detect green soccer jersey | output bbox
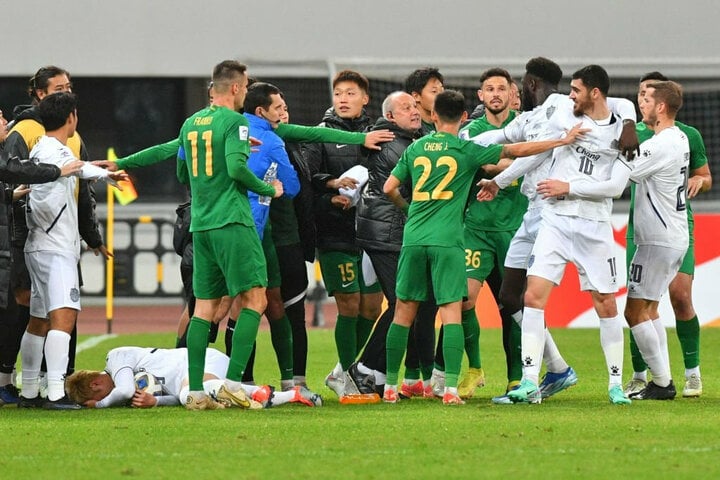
[275,123,366,144]
[391,132,503,248]
[627,120,708,238]
[178,105,261,233]
[460,111,528,231]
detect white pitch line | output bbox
[76,334,117,353]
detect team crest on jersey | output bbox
[545,106,556,119]
[238,126,249,141]
[610,139,619,150]
[70,287,80,302]
[642,149,651,157]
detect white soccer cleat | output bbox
[682,374,702,398]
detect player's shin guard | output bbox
[356,315,375,353]
[334,315,358,371]
[44,330,71,401]
[675,315,700,369]
[442,323,464,388]
[385,323,410,387]
[461,309,481,369]
[226,309,261,382]
[521,307,545,384]
[186,317,211,391]
[599,316,624,388]
[269,314,294,381]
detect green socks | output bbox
[226,309,262,382]
[187,316,211,390]
[335,314,358,370]
[270,314,294,381]
[461,308,481,369]
[443,324,464,388]
[356,315,375,353]
[385,323,410,386]
[676,315,700,369]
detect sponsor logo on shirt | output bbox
[239,126,249,141]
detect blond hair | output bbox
[65,370,103,404]
[647,80,683,116]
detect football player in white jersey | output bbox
[65,347,322,408]
[495,65,633,405]
[472,58,637,404]
[16,93,125,409]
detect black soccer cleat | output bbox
[18,395,45,408]
[347,362,380,395]
[628,380,676,400]
[43,395,82,410]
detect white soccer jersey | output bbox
[25,136,81,257]
[630,126,690,248]
[105,347,188,398]
[544,105,627,221]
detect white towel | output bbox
[338,165,368,207]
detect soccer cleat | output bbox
[186,391,225,410]
[491,382,523,405]
[458,367,486,399]
[382,387,399,404]
[0,384,20,405]
[292,386,323,407]
[423,383,434,398]
[43,395,82,410]
[539,367,578,399]
[324,370,345,398]
[251,385,275,408]
[400,381,424,398]
[17,395,45,409]
[682,374,702,398]
[507,379,541,404]
[430,369,445,398]
[216,384,252,408]
[347,363,380,395]
[623,378,648,397]
[629,380,677,400]
[608,385,632,405]
[442,392,465,405]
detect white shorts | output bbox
[205,348,230,379]
[25,250,81,318]
[627,245,684,301]
[504,207,542,269]
[528,212,619,293]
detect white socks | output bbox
[44,330,71,401]
[520,307,545,384]
[630,321,671,387]
[20,331,45,399]
[543,329,569,374]
[599,316,624,388]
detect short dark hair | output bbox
[28,65,71,102]
[525,57,563,86]
[640,71,669,83]
[433,90,465,123]
[211,60,247,93]
[37,92,77,131]
[647,80,683,116]
[572,65,610,96]
[404,67,444,95]
[479,67,512,86]
[332,70,369,94]
[243,82,281,113]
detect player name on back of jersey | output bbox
[424,142,446,151]
[193,116,213,126]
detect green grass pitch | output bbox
[1,328,718,479]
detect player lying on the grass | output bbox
[65,346,321,408]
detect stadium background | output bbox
[1,0,718,329]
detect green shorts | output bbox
[396,245,467,305]
[262,225,281,289]
[317,249,381,296]
[193,223,267,299]
[627,234,695,277]
[463,227,514,282]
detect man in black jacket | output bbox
[348,91,438,397]
[302,70,383,397]
[2,66,105,404]
[0,110,82,405]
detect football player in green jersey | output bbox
[381,90,585,405]
[625,72,712,398]
[452,68,527,399]
[177,60,283,410]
